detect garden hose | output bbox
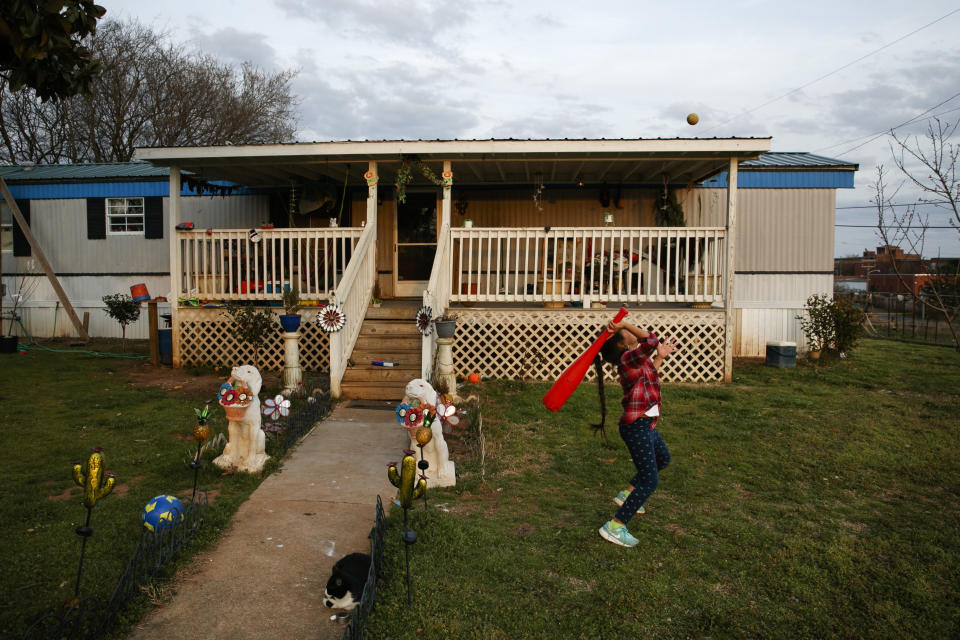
[12,318,148,359]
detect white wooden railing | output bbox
[328,223,378,397]
[421,223,453,379]
[176,228,363,301]
[449,227,726,305]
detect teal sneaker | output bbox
[599,521,639,548]
[613,489,645,515]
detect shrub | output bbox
[222,304,278,368]
[832,295,866,353]
[797,294,835,353]
[102,293,141,351]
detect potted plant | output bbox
[797,294,835,359]
[434,313,458,338]
[102,293,142,352]
[279,285,301,332]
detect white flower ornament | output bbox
[263,394,291,420]
[318,304,346,333]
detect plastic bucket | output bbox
[130,283,150,302]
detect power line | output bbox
[836,224,956,228]
[702,8,960,134]
[815,101,960,156]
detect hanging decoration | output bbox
[317,304,346,333]
[533,172,544,212]
[455,192,469,216]
[395,155,448,204]
[415,306,433,336]
[364,170,378,187]
[263,394,291,420]
[656,176,686,227]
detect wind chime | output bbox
[288,181,298,228]
[533,172,544,212]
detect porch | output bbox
[137,137,770,396]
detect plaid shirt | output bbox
[617,332,662,428]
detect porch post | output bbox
[723,157,738,382]
[168,165,182,367]
[366,160,378,229]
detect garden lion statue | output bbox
[403,378,456,488]
[214,364,270,473]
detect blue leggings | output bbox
[616,418,670,524]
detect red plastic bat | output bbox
[542,307,629,412]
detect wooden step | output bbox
[339,380,408,401]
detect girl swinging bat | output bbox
[593,316,678,548]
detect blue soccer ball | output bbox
[141,494,185,533]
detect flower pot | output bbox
[435,320,456,338]
[0,335,18,354]
[279,314,301,332]
[808,350,821,360]
[221,402,251,421]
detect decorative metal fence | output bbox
[9,494,208,640]
[838,291,960,347]
[341,496,386,640]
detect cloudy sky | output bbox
[108,0,960,258]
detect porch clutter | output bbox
[214,365,270,473]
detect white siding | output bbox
[682,188,836,271]
[735,308,810,357]
[1,194,267,339]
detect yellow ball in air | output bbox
[687,113,699,125]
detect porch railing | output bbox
[421,223,453,379]
[176,228,363,301]
[329,223,377,397]
[449,227,726,305]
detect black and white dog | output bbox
[323,553,371,611]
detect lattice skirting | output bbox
[451,308,726,383]
[177,308,330,371]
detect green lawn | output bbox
[367,340,960,639]
[0,340,289,636]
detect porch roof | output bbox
[135,137,771,189]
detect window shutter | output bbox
[87,198,106,239]
[12,199,31,256]
[144,196,163,239]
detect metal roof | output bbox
[135,137,774,189]
[0,162,168,182]
[742,152,858,170]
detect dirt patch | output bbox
[48,486,81,502]
[126,363,286,399]
[113,474,146,499]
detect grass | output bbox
[0,339,296,636]
[367,339,960,639]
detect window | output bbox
[1,202,11,252]
[106,197,145,234]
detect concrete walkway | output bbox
[128,403,406,640]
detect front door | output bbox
[394,192,438,297]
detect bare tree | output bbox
[0,19,298,164]
[873,118,960,349]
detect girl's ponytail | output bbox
[591,355,610,447]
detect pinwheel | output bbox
[318,304,346,333]
[435,399,460,433]
[263,394,291,420]
[415,305,433,336]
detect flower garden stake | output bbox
[71,447,116,597]
[191,405,211,502]
[388,450,426,605]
